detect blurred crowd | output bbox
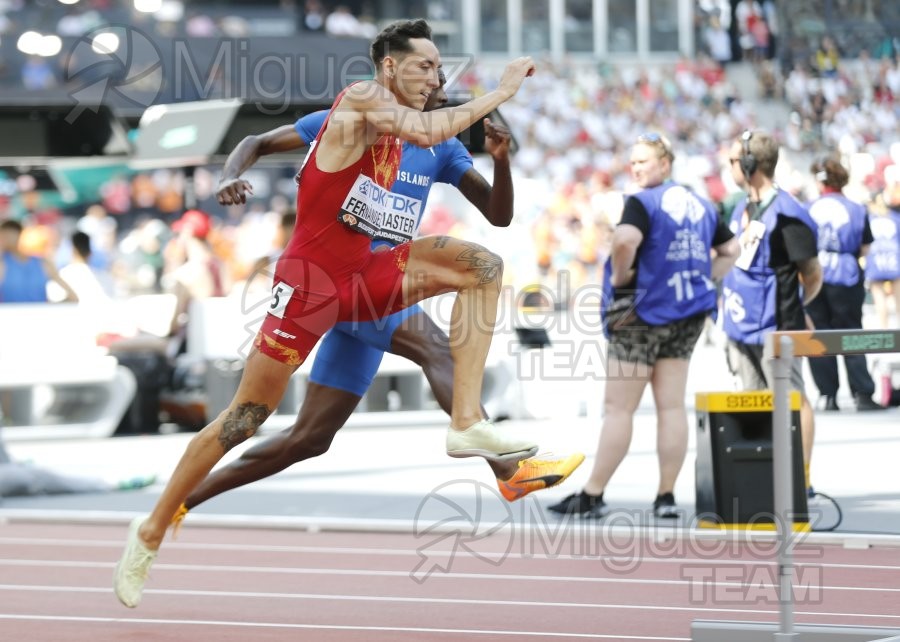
[4,54,900,329]
[1,196,294,308]
[2,2,900,334]
[781,40,900,157]
[0,0,387,91]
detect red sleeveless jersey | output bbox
[284,85,402,274]
[256,85,410,366]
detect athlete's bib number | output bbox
[337,174,384,238]
[268,282,294,319]
[376,207,421,244]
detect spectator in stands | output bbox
[162,209,228,340]
[302,0,326,31]
[0,220,77,303]
[762,0,778,60]
[884,56,900,98]
[703,16,732,67]
[814,35,841,79]
[76,204,117,270]
[21,55,56,90]
[548,133,739,520]
[721,130,822,493]
[735,0,766,64]
[117,218,168,295]
[0,219,78,440]
[244,211,295,296]
[696,0,731,31]
[47,231,114,304]
[805,156,883,411]
[325,5,364,37]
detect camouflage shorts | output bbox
[608,313,707,366]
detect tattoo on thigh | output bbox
[457,243,503,286]
[219,402,270,452]
[433,236,449,249]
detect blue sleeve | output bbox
[435,137,474,187]
[294,110,329,145]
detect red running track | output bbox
[0,521,899,641]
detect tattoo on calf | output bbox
[219,402,270,452]
[433,236,449,249]
[457,243,503,286]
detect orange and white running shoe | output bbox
[497,453,585,502]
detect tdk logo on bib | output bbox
[365,182,420,218]
[339,174,423,243]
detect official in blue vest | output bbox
[805,157,883,411]
[550,133,739,520]
[722,130,823,492]
[865,188,900,330]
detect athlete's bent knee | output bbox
[218,402,272,453]
[286,423,337,460]
[457,245,504,288]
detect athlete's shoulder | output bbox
[434,136,473,164]
[435,135,466,151]
[295,110,328,134]
[344,80,393,105]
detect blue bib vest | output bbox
[723,189,817,345]
[606,183,719,327]
[865,210,900,281]
[808,192,867,286]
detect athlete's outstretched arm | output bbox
[350,58,534,148]
[457,118,513,227]
[217,125,307,205]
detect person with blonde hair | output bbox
[549,133,739,519]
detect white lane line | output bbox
[1,584,899,621]
[0,613,688,640]
[1,538,898,572]
[4,509,900,549]
[0,558,897,593]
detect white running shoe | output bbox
[113,516,157,608]
[446,420,538,461]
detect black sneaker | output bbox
[653,492,679,519]
[855,394,886,411]
[823,395,840,411]
[547,491,608,518]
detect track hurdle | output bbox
[692,329,900,642]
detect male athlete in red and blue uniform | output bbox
[173,72,583,524]
[115,19,546,609]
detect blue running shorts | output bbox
[308,304,424,396]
